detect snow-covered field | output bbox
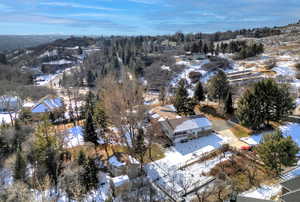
[241,123,300,149]
[240,184,281,200]
[0,112,17,125]
[171,59,210,88]
[145,134,228,198]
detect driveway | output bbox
[211,119,249,148]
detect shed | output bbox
[111,175,130,196]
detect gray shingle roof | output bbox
[164,115,212,132]
[237,196,274,202]
[281,175,300,191]
[281,189,300,202]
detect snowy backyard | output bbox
[240,184,281,200]
[145,133,228,198]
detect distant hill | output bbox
[0,35,69,52]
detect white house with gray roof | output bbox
[160,115,213,143]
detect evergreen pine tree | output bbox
[203,43,209,55]
[86,70,95,87]
[174,79,197,116]
[159,86,166,104]
[174,79,189,114]
[256,130,299,176]
[224,91,234,114]
[194,81,205,102]
[237,79,294,129]
[84,112,98,147]
[14,151,27,182]
[134,129,147,172]
[82,158,99,192]
[77,150,87,166]
[207,70,230,104]
[94,101,109,158]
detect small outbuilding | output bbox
[108,152,140,178]
[111,175,130,196]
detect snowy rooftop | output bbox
[108,155,126,167]
[32,97,63,113]
[282,167,300,181]
[166,116,212,133]
[112,175,129,187]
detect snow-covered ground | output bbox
[273,61,296,77]
[241,123,300,149]
[171,59,210,88]
[35,74,56,86]
[240,184,281,200]
[43,59,73,65]
[64,126,84,148]
[0,168,13,187]
[0,112,17,125]
[145,133,228,198]
[161,65,170,71]
[33,171,112,202]
[38,49,58,58]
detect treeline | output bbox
[219,40,264,59]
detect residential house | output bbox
[31,96,64,119]
[280,175,300,202]
[108,152,140,178]
[235,196,273,202]
[111,175,130,196]
[160,115,213,143]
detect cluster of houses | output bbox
[0,95,64,123]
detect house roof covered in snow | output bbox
[31,96,63,113]
[236,196,273,202]
[281,189,300,202]
[108,152,138,167]
[108,155,126,168]
[111,175,129,187]
[281,175,300,192]
[164,115,212,133]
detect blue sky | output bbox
[0,0,299,35]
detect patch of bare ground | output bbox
[206,150,277,201]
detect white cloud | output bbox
[68,13,118,18]
[128,0,160,4]
[0,3,13,12]
[40,2,121,11]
